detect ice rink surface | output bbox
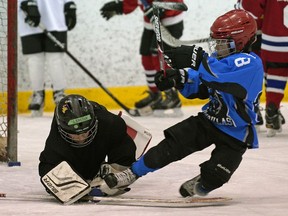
[1,104,288,216]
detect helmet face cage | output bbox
[209,9,257,59]
[58,119,98,148]
[56,94,98,148]
[208,37,236,59]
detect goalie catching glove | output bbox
[155,69,188,91]
[164,45,204,70]
[100,0,123,20]
[89,163,131,196]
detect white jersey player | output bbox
[18,0,76,116]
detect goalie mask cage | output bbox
[0,0,18,162]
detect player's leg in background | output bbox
[21,33,46,116]
[151,21,184,117]
[265,62,287,137]
[135,28,162,111]
[44,31,67,105]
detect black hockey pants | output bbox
[143,113,247,191]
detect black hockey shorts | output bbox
[21,31,67,54]
[144,113,247,189]
[139,21,184,56]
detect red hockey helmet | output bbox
[209,9,257,58]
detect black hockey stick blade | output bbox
[152,2,188,11]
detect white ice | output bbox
[1,104,288,216]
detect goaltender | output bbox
[38,94,150,204]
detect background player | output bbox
[18,0,77,116]
[100,0,185,116]
[236,0,288,137]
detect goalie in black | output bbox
[38,94,151,204]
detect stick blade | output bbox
[152,2,188,11]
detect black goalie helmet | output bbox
[55,94,98,147]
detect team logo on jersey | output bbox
[203,90,235,126]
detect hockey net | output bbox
[0,0,17,162]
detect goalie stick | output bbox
[37,24,148,117]
[0,193,232,208]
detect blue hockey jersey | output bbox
[180,52,264,148]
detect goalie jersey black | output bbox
[39,102,136,180]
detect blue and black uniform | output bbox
[131,51,264,191]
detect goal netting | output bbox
[0,0,17,162]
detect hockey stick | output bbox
[152,4,166,75]
[161,29,264,47]
[161,26,210,47]
[140,1,208,47]
[152,1,188,11]
[37,24,145,117]
[151,1,188,75]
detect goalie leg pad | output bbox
[41,161,91,205]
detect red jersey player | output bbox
[100,0,185,117]
[237,0,288,137]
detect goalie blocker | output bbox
[41,162,135,205]
[41,161,90,205]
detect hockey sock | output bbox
[131,155,158,177]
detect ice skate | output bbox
[104,168,138,189]
[135,90,162,116]
[53,89,65,104]
[153,88,183,117]
[265,103,282,137]
[280,110,285,125]
[255,107,263,133]
[28,90,45,117]
[179,174,210,197]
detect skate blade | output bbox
[266,127,282,137]
[30,109,44,117]
[266,129,276,137]
[137,106,153,116]
[153,108,183,118]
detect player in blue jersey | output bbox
[103,9,264,197]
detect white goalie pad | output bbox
[41,161,91,205]
[119,112,152,159]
